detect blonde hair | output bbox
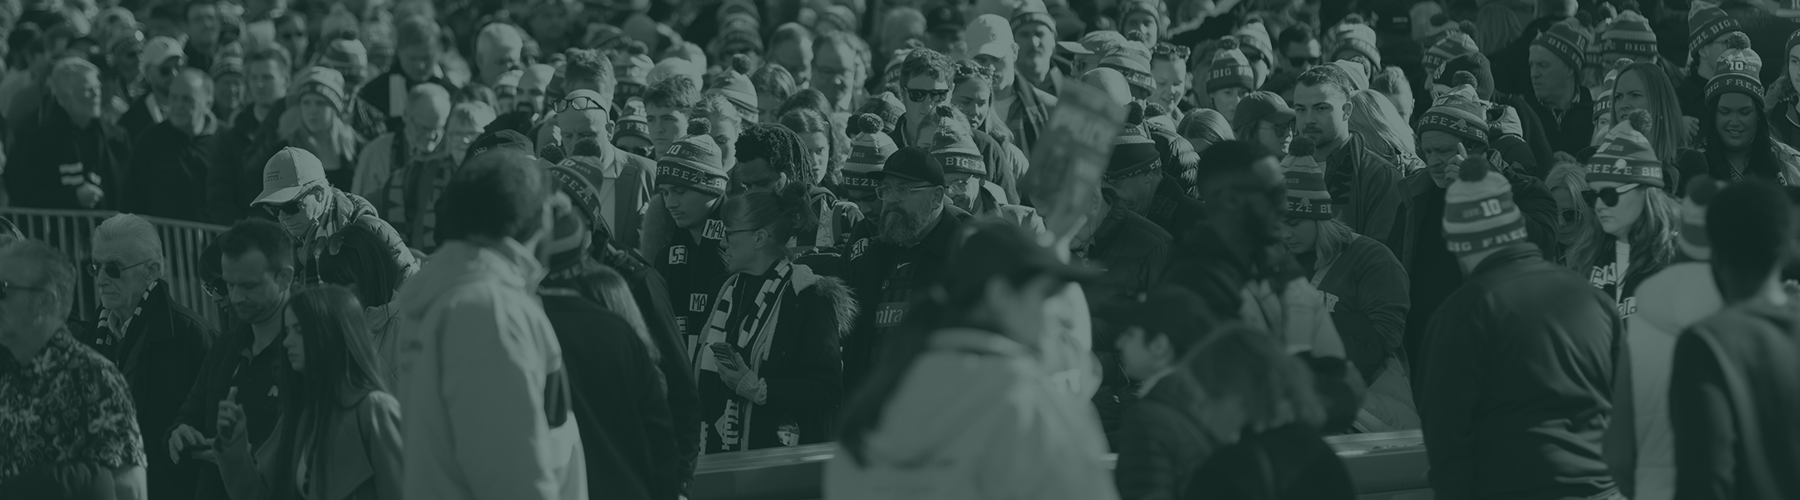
[1348,89,1418,168]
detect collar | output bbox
[1471,244,1544,276]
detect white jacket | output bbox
[1623,262,1722,500]
[393,238,586,500]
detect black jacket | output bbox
[1417,244,1619,500]
[539,290,678,500]
[125,119,219,222]
[208,100,283,225]
[1671,299,1800,500]
[6,100,129,209]
[839,206,971,392]
[75,282,216,500]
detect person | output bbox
[354,82,450,200]
[1670,179,1800,500]
[120,36,185,140]
[1103,127,1204,244]
[212,285,402,500]
[826,219,1114,500]
[1012,0,1067,97]
[1417,152,1619,500]
[253,146,417,290]
[0,240,149,500]
[1108,287,1218,500]
[209,47,290,224]
[363,16,457,133]
[839,146,971,392]
[968,14,1058,153]
[1280,141,1416,432]
[1697,39,1800,185]
[167,219,297,500]
[125,68,219,222]
[1347,89,1425,173]
[8,57,127,210]
[1294,65,1400,242]
[1524,19,1597,157]
[1573,111,1682,320]
[393,148,587,500]
[261,66,361,190]
[1230,91,1294,157]
[74,215,217,500]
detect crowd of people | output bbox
[2,0,1800,499]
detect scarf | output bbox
[694,259,798,453]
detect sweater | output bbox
[540,291,678,500]
[124,119,220,222]
[1670,298,1800,500]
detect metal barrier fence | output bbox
[1,207,227,327]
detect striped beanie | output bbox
[1106,132,1162,180]
[656,120,729,197]
[708,54,759,120]
[844,114,898,189]
[1680,175,1723,260]
[1331,22,1381,68]
[1419,72,1489,145]
[1423,29,1480,81]
[1601,10,1658,59]
[1444,154,1529,255]
[1532,18,1590,72]
[1586,110,1665,189]
[1688,0,1743,56]
[1208,40,1254,93]
[1283,137,1331,220]
[1704,34,1763,109]
[930,127,986,177]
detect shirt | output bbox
[0,329,147,478]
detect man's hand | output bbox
[76,184,103,208]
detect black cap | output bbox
[468,129,534,160]
[872,146,948,187]
[939,219,1101,301]
[927,5,966,34]
[1098,286,1217,353]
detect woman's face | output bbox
[1715,92,1759,150]
[282,308,305,371]
[1551,184,1585,246]
[987,274,1063,346]
[801,131,831,182]
[1612,70,1650,119]
[1589,180,1646,239]
[299,93,336,135]
[1255,120,1293,157]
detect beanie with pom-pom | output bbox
[655,118,729,197]
[1207,37,1255,93]
[1444,153,1529,255]
[1705,34,1764,109]
[1680,174,1724,260]
[707,54,760,122]
[1283,137,1332,220]
[1587,109,1665,189]
[1533,18,1591,73]
[844,113,899,189]
[1420,71,1490,146]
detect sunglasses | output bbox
[1582,183,1641,207]
[85,259,150,279]
[553,95,605,113]
[0,281,47,301]
[905,88,950,103]
[263,186,321,216]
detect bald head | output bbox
[406,83,452,155]
[556,108,611,153]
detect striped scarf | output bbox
[694,259,796,453]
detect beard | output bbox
[879,205,936,245]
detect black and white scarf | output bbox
[694,259,797,453]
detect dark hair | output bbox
[1194,140,1274,190]
[272,285,386,498]
[443,149,552,242]
[317,224,405,308]
[563,47,613,89]
[722,182,819,260]
[643,73,701,110]
[1710,180,1796,285]
[1277,24,1316,49]
[1180,325,1327,430]
[217,218,296,275]
[751,64,797,102]
[735,123,818,187]
[899,47,952,85]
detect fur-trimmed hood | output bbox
[792,264,859,338]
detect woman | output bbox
[215,286,401,500]
[1348,89,1424,172]
[1177,108,1234,155]
[272,66,362,189]
[696,183,855,453]
[826,219,1115,500]
[1546,156,1601,270]
[1181,325,1356,500]
[1574,111,1682,320]
[1697,41,1800,185]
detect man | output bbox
[370,84,458,252]
[126,68,218,222]
[356,82,449,199]
[652,129,730,341]
[1109,287,1217,500]
[1103,131,1203,244]
[318,38,389,140]
[1524,19,1596,157]
[895,47,1019,202]
[644,75,702,160]
[208,47,289,224]
[1671,179,1800,500]
[394,148,587,500]
[0,240,148,500]
[1294,65,1401,243]
[78,214,216,500]
[183,0,222,72]
[840,146,971,391]
[810,31,867,118]
[121,36,185,141]
[363,15,456,133]
[252,147,417,287]
[9,57,127,210]
[165,219,294,500]
[553,101,654,250]
[475,23,525,88]
[967,14,1058,154]
[1012,0,1066,97]
[1417,154,1619,500]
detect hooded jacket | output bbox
[392,239,588,500]
[823,328,1119,500]
[1670,298,1800,500]
[124,117,220,222]
[1605,263,1721,500]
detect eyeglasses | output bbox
[877,184,937,199]
[1154,43,1191,59]
[0,281,47,301]
[553,95,605,113]
[85,259,150,279]
[905,88,950,103]
[262,186,321,216]
[1582,183,1641,207]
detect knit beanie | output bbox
[1106,132,1161,180]
[844,114,899,189]
[1532,18,1590,73]
[1207,39,1254,94]
[1601,10,1658,59]
[1688,0,1743,56]
[656,119,730,197]
[708,54,759,119]
[1680,175,1722,260]
[1283,138,1331,220]
[1704,34,1763,109]
[1443,154,1529,254]
[1423,27,1479,81]
[1331,22,1381,68]
[1419,71,1489,146]
[1586,110,1665,189]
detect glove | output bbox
[1493,105,1524,139]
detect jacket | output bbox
[1002,73,1058,154]
[392,239,587,500]
[124,117,220,222]
[6,99,129,209]
[1182,424,1356,500]
[839,207,971,392]
[215,391,403,500]
[822,328,1119,500]
[1670,298,1800,500]
[1606,263,1721,500]
[1305,224,1410,383]
[1417,244,1619,500]
[1323,133,1402,243]
[1114,372,1218,500]
[75,281,216,500]
[210,100,286,224]
[294,189,418,289]
[539,290,678,500]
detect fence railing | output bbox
[2,207,228,328]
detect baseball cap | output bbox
[872,146,948,186]
[141,36,183,67]
[927,5,966,35]
[1230,91,1296,131]
[965,14,1016,59]
[252,147,327,205]
[939,219,1101,301]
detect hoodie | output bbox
[823,328,1119,500]
[392,239,588,500]
[1610,263,1722,500]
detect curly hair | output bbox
[735,123,817,188]
[899,47,953,85]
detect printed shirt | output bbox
[0,330,147,478]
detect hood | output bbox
[393,239,544,320]
[793,264,858,338]
[856,328,1041,467]
[1633,263,1723,339]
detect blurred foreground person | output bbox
[826,219,1115,500]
